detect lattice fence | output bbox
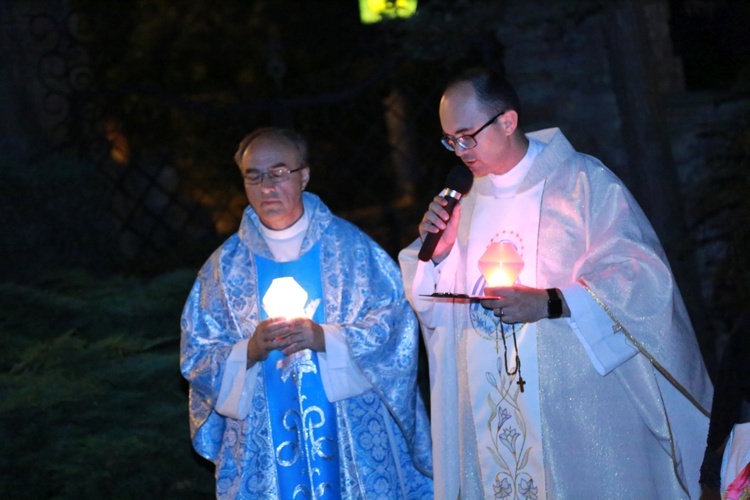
[19,4,467,272]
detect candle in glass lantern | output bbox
[478,241,525,287]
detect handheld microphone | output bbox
[418,164,474,262]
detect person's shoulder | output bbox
[327,214,395,257]
[327,214,374,243]
[195,232,241,273]
[575,151,613,173]
[562,148,625,187]
[214,231,242,256]
[529,128,615,183]
[539,145,633,209]
[308,194,388,252]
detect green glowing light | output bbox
[359,0,418,24]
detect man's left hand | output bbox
[480,284,550,324]
[278,317,326,356]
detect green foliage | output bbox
[0,155,120,282]
[0,269,214,498]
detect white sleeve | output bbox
[317,324,373,402]
[562,282,638,375]
[410,248,461,326]
[215,338,261,420]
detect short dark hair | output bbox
[444,67,522,118]
[234,127,309,168]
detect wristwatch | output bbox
[546,288,563,319]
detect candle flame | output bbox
[262,277,308,319]
[478,242,525,287]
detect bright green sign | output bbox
[359,0,418,24]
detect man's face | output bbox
[439,82,515,177]
[239,135,310,230]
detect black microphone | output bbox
[418,164,474,262]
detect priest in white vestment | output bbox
[399,67,713,499]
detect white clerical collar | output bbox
[259,209,309,241]
[486,138,543,197]
[259,209,309,262]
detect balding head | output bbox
[234,127,309,170]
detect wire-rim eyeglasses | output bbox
[243,166,305,185]
[441,109,508,152]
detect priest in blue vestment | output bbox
[180,127,433,499]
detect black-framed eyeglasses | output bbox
[243,166,305,185]
[441,109,508,152]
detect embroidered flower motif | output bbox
[277,349,317,384]
[498,407,511,428]
[372,476,391,495]
[359,418,388,461]
[493,477,512,498]
[499,427,520,454]
[519,477,538,499]
[485,360,538,500]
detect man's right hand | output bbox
[418,194,461,264]
[246,317,293,365]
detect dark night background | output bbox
[1,0,749,497]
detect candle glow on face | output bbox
[478,241,525,287]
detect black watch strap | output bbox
[547,288,563,319]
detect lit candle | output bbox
[478,241,525,287]
[262,277,309,319]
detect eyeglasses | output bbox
[243,166,305,185]
[441,109,507,152]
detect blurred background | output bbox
[1,0,749,497]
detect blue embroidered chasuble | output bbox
[255,244,341,499]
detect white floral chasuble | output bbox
[465,179,546,499]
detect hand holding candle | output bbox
[247,317,295,364]
[478,241,558,323]
[478,241,525,321]
[248,276,327,361]
[478,241,524,288]
[480,285,551,324]
[247,316,326,364]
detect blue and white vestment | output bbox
[181,193,432,498]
